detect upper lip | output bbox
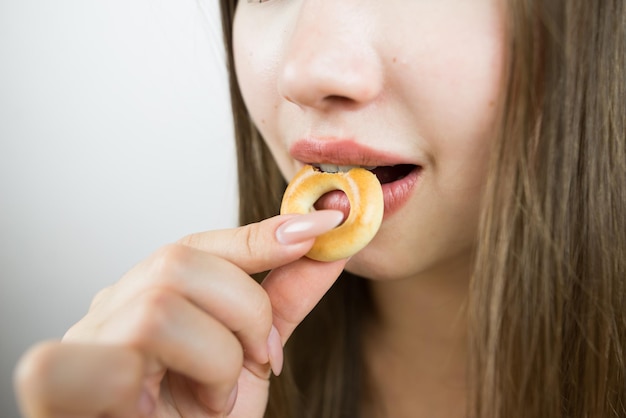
[290,138,416,167]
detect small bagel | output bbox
[280,165,384,261]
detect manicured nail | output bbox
[267,325,284,376]
[137,388,155,416]
[225,383,238,415]
[275,210,344,245]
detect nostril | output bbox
[324,95,356,105]
[326,95,349,102]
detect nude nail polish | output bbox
[267,325,284,376]
[275,210,344,245]
[225,383,238,415]
[137,389,155,416]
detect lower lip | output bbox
[314,166,421,219]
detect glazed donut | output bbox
[280,164,384,261]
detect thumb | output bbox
[261,256,348,345]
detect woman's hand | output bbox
[13,211,346,418]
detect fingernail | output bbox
[267,325,284,376]
[276,210,344,245]
[137,389,156,416]
[225,383,238,415]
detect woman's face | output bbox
[233,0,506,281]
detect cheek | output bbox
[233,18,278,125]
[411,16,505,190]
[423,28,504,134]
[233,11,295,178]
[233,9,282,124]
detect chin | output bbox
[344,249,410,281]
[345,242,476,285]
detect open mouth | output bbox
[310,163,421,218]
[311,163,419,184]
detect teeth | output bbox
[318,164,339,173]
[315,164,378,173]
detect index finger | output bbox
[178,210,344,274]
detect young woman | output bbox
[14,1,625,417]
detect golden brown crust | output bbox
[280,165,384,261]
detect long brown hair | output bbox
[219,1,626,417]
[470,1,626,417]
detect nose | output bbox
[277,3,383,111]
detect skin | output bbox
[14,0,506,417]
[234,0,505,284]
[14,213,348,418]
[234,0,505,416]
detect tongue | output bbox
[311,165,416,217]
[313,191,350,220]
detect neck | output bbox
[362,254,471,418]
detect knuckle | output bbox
[14,342,58,388]
[63,321,86,341]
[128,288,177,346]
[13,342,72,414]
[89,285,114,311]
[234,224,259,260]
[245,288,273,333]
[150,243,192,283]
[177,232,199,248]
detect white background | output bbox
[0,0,236,415]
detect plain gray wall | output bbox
[0,0,237,416]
